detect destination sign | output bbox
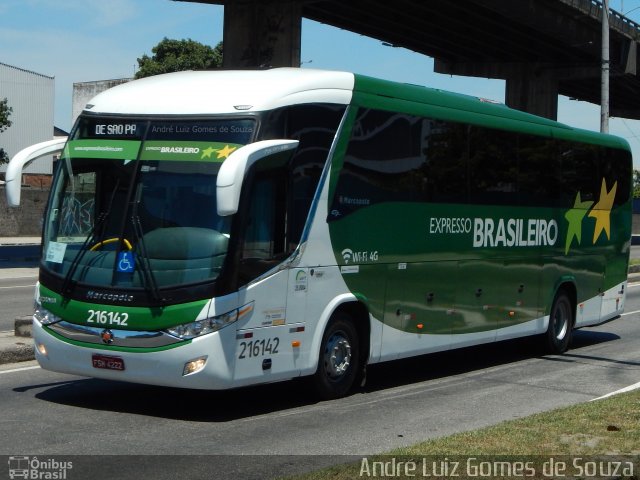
[76,118,146,140]
[75,117,255,144]
[94,123,138,136]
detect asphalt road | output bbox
[0,276,639,479]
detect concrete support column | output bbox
[505,66,559,120]
[223,1,302,68]
[435,60,560,120]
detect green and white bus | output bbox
[6,68,632,398]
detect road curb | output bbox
[0,336,34,365]
[0,317,34,365]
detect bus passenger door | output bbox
[231,268,309,385]
[233,164,303,384]
[234,271,295,385]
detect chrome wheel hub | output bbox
[324,332,352,380]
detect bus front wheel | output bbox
[545,291,574,354]
[313,313,360,400]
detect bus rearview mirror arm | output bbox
[216,139,299,216]
[5,138,68,207]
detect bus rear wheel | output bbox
[545,291,574,354]
[313,313,359,399]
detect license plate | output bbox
[92,354,125,371]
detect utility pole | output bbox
[601,0,610,133]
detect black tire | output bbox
[545,291,574,354]
[312,313,360,400]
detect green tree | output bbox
[135,38,223,79]
[634,169,640,198]
[0,97,13,164]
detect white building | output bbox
[0,62,56,175]
[72,78,131,123]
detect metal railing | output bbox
[562,0,640,39]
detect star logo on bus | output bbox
[564,192,593,254]
[216,144,237,159]
[564,178,618,254]
[200,146,216,159]
[588,179,617,243]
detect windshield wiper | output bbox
[129,183,162,302]
[130,213,162,302]
[61,179,120,296]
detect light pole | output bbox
[601,0,610,133]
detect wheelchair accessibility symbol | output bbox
[117,251,135,273]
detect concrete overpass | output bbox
[177,0,640,121]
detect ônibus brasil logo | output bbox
[8,456,73,479]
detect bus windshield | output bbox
[42,117,255,291]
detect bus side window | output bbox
[258,104,346,250]
[558,141,600,205]
[600,147,631,207]
[518,134,559,207]
[468,126,517,205]
[423,120,468,204]
[330,108,426,217]
[237,170,287,284]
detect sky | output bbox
[2,0,640,167]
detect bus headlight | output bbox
[34,301,62,325]
[165,310,238,339]
[183,356,208,376]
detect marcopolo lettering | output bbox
[473,217,558,248]
[87,290,134,302]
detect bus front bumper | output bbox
[32,318,238,390]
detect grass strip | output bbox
[286,390,640,479]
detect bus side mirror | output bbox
[216,139,299,216]
[5,138,68,207]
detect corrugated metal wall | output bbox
[0,62,55,174]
